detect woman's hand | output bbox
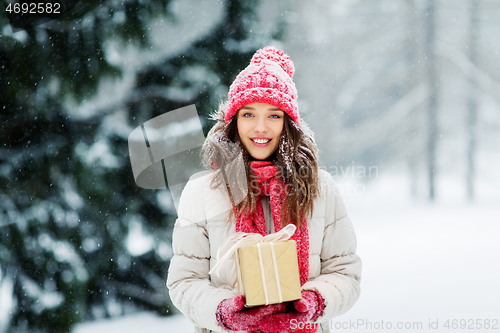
[257,290,325,332]
[216,294,287,331]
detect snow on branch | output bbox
[438,45,500,103]
[335,84,430,153]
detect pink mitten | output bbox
[258,290,325,333]
[216,294,287,331]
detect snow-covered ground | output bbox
[72,312,190,333]
[334,172,500,332]
[72,170,500,333]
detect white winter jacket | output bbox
[166,169,361,333]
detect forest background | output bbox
[1,0,499,332]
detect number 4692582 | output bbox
[5,2,61,14]
[444,319,498,330]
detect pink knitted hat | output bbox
[225,46,299,125]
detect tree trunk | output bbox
[407,0,426,199]
[425,0,438,201]
[467,0,479,201]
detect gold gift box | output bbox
[237,240,302,307]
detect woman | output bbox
[167,46,361,333]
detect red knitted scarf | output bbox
[234,160,310,286]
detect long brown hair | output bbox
[202,101,320,228]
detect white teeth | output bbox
[253,139,270,144]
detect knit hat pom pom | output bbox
[250,46,295,78]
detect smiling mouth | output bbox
[251,139,271,144]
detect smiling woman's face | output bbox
[236,102,285,160]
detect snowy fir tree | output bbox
[0,0,284,332]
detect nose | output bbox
[253,116,268,133]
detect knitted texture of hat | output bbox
[225,46,299,125]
